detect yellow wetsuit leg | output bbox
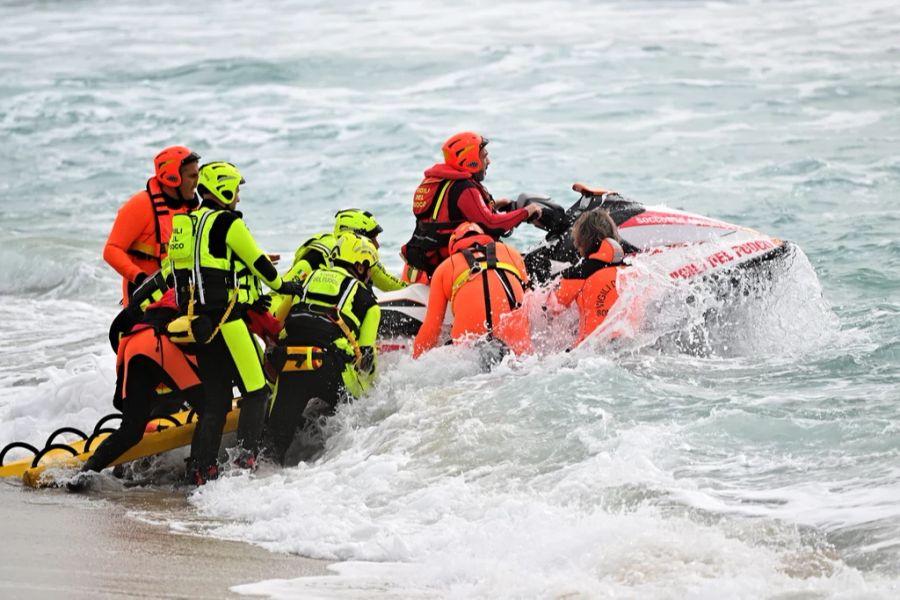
[219,318,266,394]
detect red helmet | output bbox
[442,131,487,174]
[154,145,200,187]
[448,222,493,254]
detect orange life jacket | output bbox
[553,239,626,345]
[103,178,189,305]
[115,325,201,400]
[413,242,532,357]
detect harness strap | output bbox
[450,245,524,305]
[450,244,525,334]
[146,181,170,265]
[297,274,364,366]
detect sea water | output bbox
[1,0,898,598]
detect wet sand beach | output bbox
[0,482,330,599]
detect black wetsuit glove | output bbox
[278,280,304,297]
[133,272,148,287]
[250,294,272,313]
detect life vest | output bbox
[555,238,626,344]
[404,167,494,273]
[450,242,526,335]
[288,266,373,355]
[168,206,238,310]
[126,178,175,264]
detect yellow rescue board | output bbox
[0,403,239,487]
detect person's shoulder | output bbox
[214,209,241,227]
[560,259,601,281]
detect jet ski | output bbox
[378,183,795,341]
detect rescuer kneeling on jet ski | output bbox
[413,222,532,364]
[266,233,381,466]
[401,132,543,281]
[168,162,303,485]
[548,208,629,345]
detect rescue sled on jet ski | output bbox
[0,401,240,487]
[378,183,796,340]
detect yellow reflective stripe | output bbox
[128,240,159,257]
[449,261,523,304]
[430,180,454,220]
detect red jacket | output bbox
[404,165,530,276]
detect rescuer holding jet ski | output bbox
[401,132,543,281]
[167,161,303,485]
[104,146,201,306]
[413,222,532,363]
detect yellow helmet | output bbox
[333,208,383,241]
[332,233,379,271]
[198,161,244,206]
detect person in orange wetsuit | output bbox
[67,290,205,490]
[401,132,543,282]
[103,146,201,305]
[549,208,628,346]
[413,222,532,364]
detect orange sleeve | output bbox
[412,260,452,358]
[103,193,150,283]
[553,278,583,308]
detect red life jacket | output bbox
[403,164,494,275]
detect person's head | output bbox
[572,208,622,258]
[448,221,493,255]
[442,131,490,181]
[333,209,384,248]
[197,162,244,210]
[332,233,379,282]
[154,145,200,199]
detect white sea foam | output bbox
[2,0,899,597]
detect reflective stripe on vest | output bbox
[169,207,236,307]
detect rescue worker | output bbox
[266,233,381,466]
[413,222,532,364]
[548,208,628,345]
[104,146,200,306]
[167,161,302,484]
[401,132,543,281]
[67,291,205,491]
[284,208,406,291]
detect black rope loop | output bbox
[30,443,79,468]
[44,427,88,449]
[1,441,40,466]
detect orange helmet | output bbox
[154,145,200,187]
[448,222,493,254]
[442,131,487,174]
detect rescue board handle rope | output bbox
[0,442,40,466]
